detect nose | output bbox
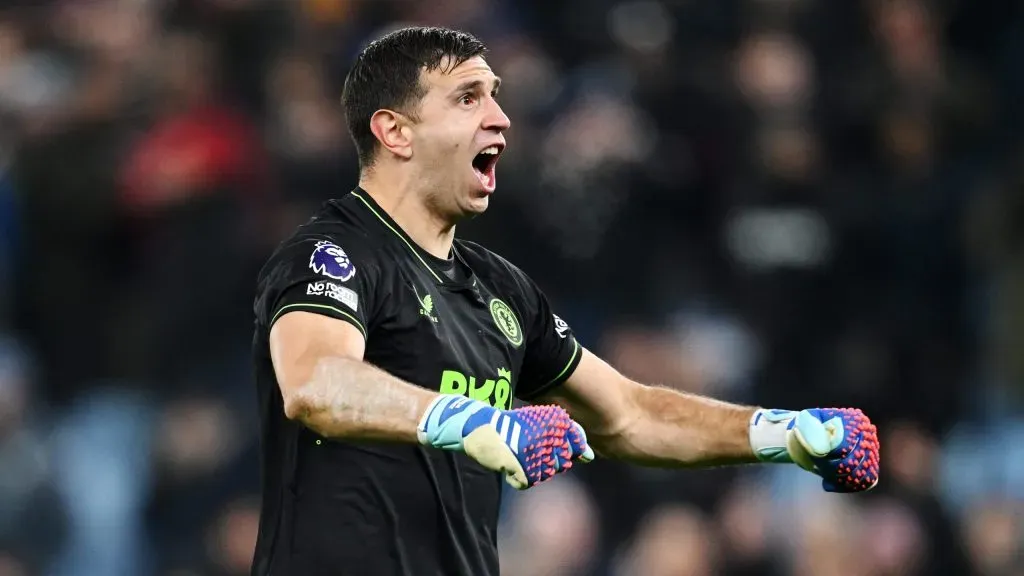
[483,97,511,132]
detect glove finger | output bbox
[505,471,530,490]
[552,435,575,473]
[822,478,841,493]
[568,422,595,463]
[794,411,834,457]
[809,408,881,493]
[825,476,879,493]
[546,423,585,476]
[463,426,530,489]
[553,451,574,474]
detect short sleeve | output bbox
[254,233,379,340]
[515,280,583,401]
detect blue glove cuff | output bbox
[417,394,493,450]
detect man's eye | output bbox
[460,94,476,106]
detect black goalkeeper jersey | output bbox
[250,189,583,576]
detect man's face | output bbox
[409,55,510,218]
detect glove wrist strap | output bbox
[748,409,795,464]
[417,394,453,446]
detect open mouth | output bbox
[471,144,503,192]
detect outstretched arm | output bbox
[537,348,757,467]
[537,347,880,492]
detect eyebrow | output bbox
[451,77,502,96]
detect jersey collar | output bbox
[350,188,477,290]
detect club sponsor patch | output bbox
[307,281,358,312]
[309,240,356,282]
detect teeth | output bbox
[480,146,499,155]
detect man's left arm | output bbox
[509,273,879,493]
[536,348,757,467]
[536,348,881,493]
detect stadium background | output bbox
[1,0,1023,574]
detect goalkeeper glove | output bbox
[417,395,594,490]
[749,407,880,493]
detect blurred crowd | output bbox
[1,0,1023,574]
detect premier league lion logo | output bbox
[309,240,356,282]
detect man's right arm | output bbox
[270,310,439,443]
[268,309,594,489]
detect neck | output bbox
[358,170,456,260]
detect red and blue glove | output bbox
[417,395,594,489]
[749,407,880,493]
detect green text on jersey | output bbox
[439,368,513,410]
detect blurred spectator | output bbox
[879,421,974,575]
[202,496,261,576]
[0,340,65,575]
[715,481,785,576]
[499,478,598,576]
[10,48,126,406]
[116,30,274,394]
[600,324,705,395]
[0,10,75,135]
[0,168,13,329]
[858,498,930,576]
[148,396,256,573]
[613,504,719,576]
[963,500,1023,576]
[264,50,354,216]
[965,146,1024,410]
[785,494,865,576]
[0,0,1021,573]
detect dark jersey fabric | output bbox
[251,189,582,576]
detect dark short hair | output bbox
[342,26,488,170]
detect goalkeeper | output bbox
[250,26,880,576]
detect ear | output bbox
[369,109,413,160]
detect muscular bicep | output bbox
[535,347,641,440]
[270,311,366,409]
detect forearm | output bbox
[595,384,758,467]
[283,355,438,443]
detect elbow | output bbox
[611,378,645,436]
[281,385,340,440]
[595,382,645,453]
[278,355,337,423]
[277,355,354,430]
[595,409,637,446]
[282,387,311,422]
[588,425,635,460]
[581,385,642,455]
